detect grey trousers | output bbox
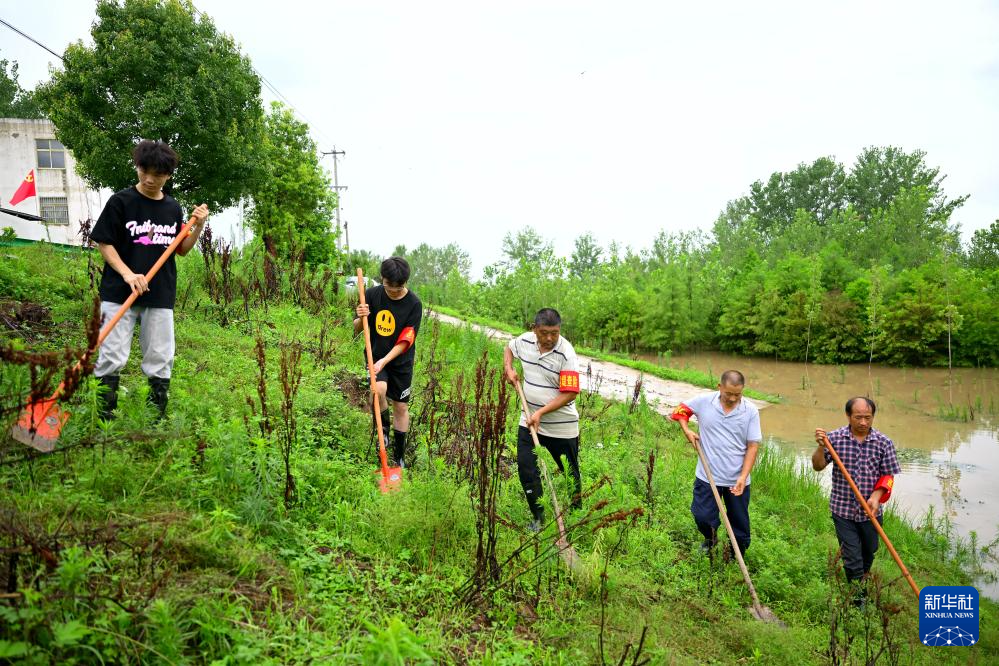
[94,301,175,379]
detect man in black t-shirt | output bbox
[353,257,422,467]
[89,140,209,419]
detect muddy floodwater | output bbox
[658,351,999,598]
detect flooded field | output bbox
[659,351,999,597]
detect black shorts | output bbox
[376,364,414,403]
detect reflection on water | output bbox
[659,351,999,598]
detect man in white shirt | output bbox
[504,308,582,531]
[672,370,762,558]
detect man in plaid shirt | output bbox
[813,397,901,601]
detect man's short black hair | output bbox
[720,370,745,387]
[133,139,179,175]
[380,256,410,285]
[533,308,561,327]
[846,396,876,416]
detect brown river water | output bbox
[654,351,999,598]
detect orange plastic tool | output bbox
[11,215,199,451]
[357,268,402,492]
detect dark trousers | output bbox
[691,477,751,554]
[516,426,581,515]
[832,513,881,582]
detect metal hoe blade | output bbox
[750,603,786,626]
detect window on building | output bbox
[36,139,66,169]
[39,197,70,226]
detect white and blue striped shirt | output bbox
[508,332,581,438]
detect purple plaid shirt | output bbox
[824,425,901,522]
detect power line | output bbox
[3,10,338,150]
[188,4,339,148]
[0,17,64,62]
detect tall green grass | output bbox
[0,244,993,664]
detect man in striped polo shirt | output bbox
[504,308,582,531]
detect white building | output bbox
[0,118,110,246]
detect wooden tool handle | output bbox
[48,215,200,404]
[821,433,920,598]
[357,269,390,474]
[514,382,569,542]
[693,440,765,614]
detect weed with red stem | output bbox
[278,340,303,508]
[0,297,101,425]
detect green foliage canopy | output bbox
[967,220,999,271]
[36,0,265,211]
[246,102,337,264]
[0,57,44,119]
[397,147,995,367]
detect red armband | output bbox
[558,370,580,393]
[395,326,416,352]
[873,475,894,503]
[671,403,694,422]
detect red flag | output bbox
[9,170,37,206]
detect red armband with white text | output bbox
[873,475,894,503]
[396,326,416,352]
[671,403,694,423]
[558,370,580,393]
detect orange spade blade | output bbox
[10,398,69,453]
[377,466,403,494]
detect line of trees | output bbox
[411,148,999,368]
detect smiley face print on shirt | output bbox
[375,310,396,336]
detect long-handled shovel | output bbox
[11,214,200,452]
[357,269,402,494]
[514,382,580,571]
[820,433,920,598]
[693,439,784,625]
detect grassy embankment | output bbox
[0,243,994,664]
[428,304,780,404]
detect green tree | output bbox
[951,266,999,366]
[860,186,960,269]
[748,156,847,238]
[967,220,999,271]
[876,265,956,366]
[712,197,763,271]
[569,232,602,277]
[404,243,472,287]
[36,0,265,210]
[247,102,337,264]
[344,249,382,282]
[846,146,968,222]
[0,57,44,118]
[501,227,553,269]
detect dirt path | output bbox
[431,312,770,414]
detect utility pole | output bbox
[320,148,347,252]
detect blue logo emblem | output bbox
[919,586,978,647]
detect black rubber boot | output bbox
[96,374,119,420]
[147,377,170,419]
[393,429,407,468]
[527,503,545,533]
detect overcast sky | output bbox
[3,1,997,274]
